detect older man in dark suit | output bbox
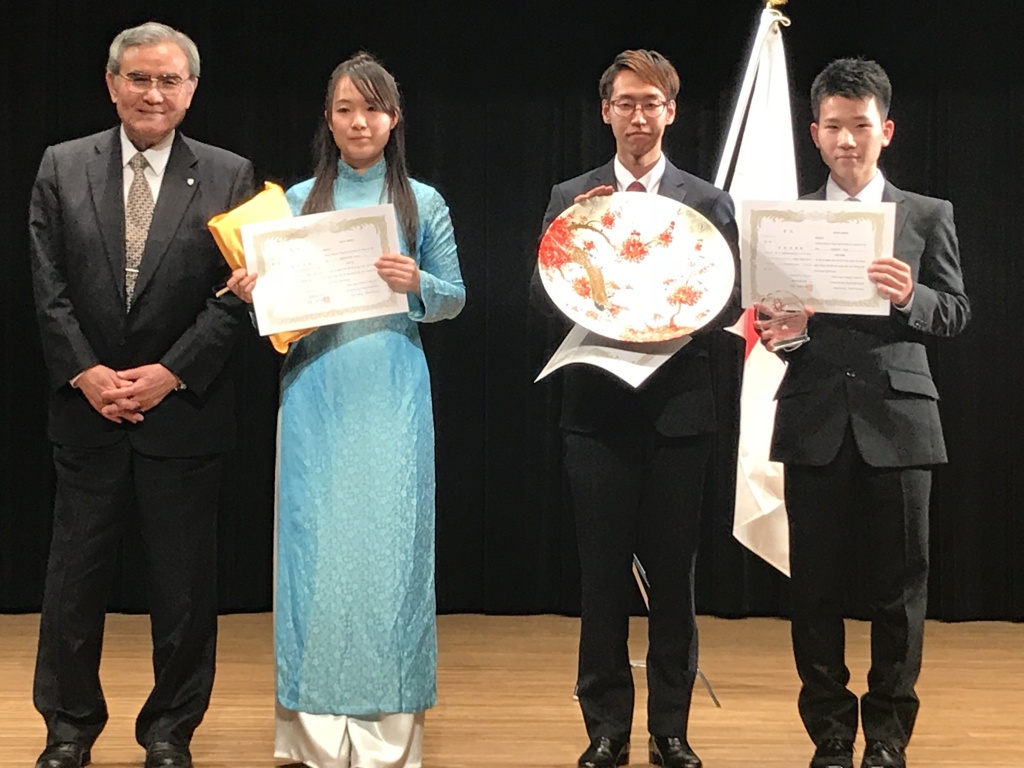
[28,21,254,768]
[536,50,739,768]
[761,59,969,768]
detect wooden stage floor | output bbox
[1,614,1021,767]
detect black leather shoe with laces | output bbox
[144,742,192,768]
[35,743,91,768]
[649,734,702,767]
[578,736,629,768]
[861,741,906,768]
[810,737,854,768]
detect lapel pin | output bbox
[187,178,195,186]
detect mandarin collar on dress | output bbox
[337,157,386,182]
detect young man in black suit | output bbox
[28,21,254,768]
[762,58,970,768]
[537,49,739,768]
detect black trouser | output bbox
[565,425,710,742]
[785,430,930,748]
[34,440,222,748]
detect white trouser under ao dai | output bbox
[274,703,424,768]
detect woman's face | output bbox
[326,75,398,171]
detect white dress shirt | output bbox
[119,126,174,204]
[825,170,885,203]
[613,153,666,194]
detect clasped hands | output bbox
[224,253,422,303]
[78,363,179,424]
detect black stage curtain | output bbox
[2,2,1022,620]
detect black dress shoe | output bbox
[861,741,905,768]
[145,742,193,768]
[578,736,629,768]
[649,735,701,768]
[810,737,854,768]
[35,743,91,768]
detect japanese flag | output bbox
[716,5,798,575]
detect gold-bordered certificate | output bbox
[739,199,896,315]
[241,204,408,335]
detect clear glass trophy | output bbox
[755,290,810,353]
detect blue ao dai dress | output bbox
[275,158,465,716]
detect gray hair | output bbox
[106,21,201,78]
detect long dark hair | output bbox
[301,52,418,256]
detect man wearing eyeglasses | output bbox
[28,21,253,768]
[537,50,739,768]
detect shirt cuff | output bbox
[895,293,915,313]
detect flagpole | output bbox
[714,2,792,190]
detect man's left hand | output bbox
[101,363,179,414]
[868,256,914,307]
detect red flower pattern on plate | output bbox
[537,194,732,341]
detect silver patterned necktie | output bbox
[125,152,154,309]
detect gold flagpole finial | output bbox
[765,0,791,25]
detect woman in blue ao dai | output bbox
[228,52,465,768]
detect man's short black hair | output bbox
[810,58,892,121]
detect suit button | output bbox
[846,370,856,378]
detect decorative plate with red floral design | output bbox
[538,192,735,341]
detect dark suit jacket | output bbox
[770,180,970,468]
[29,127,255,457]
[537,159,740,436]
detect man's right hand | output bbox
[75,365,143,424]
[573,185,615,204]
[752,303,815,352]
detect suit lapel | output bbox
[883,180,909,242]
[132,134,199,307]
[806,183,827,200]
[87,128,127,303]
[587,160,616,190]
[657,161,688,204]
[594,157,689,201]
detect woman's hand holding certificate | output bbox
[375,253,421,295]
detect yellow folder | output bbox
[208,182,315,354]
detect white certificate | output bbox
[739,199,896,315]
[535,323,691,389]
[241,204,409,336]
